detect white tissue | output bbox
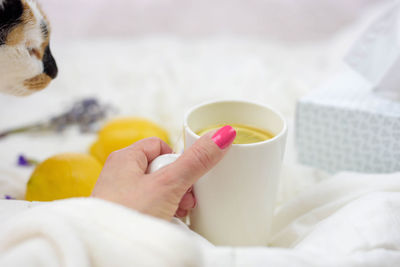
[345,1,400,101]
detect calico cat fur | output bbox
[0,0,57,96]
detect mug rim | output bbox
[184,99,287,147]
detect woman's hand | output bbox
[91,126,236,220]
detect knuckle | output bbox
[190,145,214,171]
[154,169,184,190]
[106,147,140,163]
[138,137,161,146]
[123,148,147,167]
[124,148,139,159]
[105,150,120,162]
[152,172,183,195]
[147,137,163,149]
[135,152,148,171]
[146,136,161,142]
[155,169,175,185]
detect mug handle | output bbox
[146,154,180,174]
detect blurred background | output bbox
[0,0,393,200]
[42,0,379,41]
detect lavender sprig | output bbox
[17,155,39,167]
[0,98,113,139]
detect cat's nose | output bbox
[43,45,58,79]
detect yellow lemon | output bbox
[25,153,102,201]
[90,117,170,164]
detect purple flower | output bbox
[17,154,39,167]
[18,155,29,166]
[4,195,14,200]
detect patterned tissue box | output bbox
[296,71,400,174]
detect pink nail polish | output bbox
[212,125,236,149]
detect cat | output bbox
[0,0,57,96]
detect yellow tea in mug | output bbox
[197,123,274,144]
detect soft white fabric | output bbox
[204,172,400,266]
[0,172,399,266]
[270,172,400,248]
[0,198,201,267]
[0,3,398,265]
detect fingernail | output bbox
[212,125,236,150]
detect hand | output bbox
[91,126,236,220]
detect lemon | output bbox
[197,123,274,144]
[90,117,170,164]
[25,153,102,201]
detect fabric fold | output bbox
[0,198,202,267]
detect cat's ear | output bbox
[0,0,24,45]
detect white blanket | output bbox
[1,172,399,266]
[0,9,398,264]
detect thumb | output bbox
[163,125,236,189]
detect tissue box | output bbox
[296,70,400,173]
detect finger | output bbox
[175,208,188,218]
[163,125,236,189]
[178,191,196,210]
[115,137,172,173]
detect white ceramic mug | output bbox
[148,100,287,246]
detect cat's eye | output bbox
[27,47,41,59]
